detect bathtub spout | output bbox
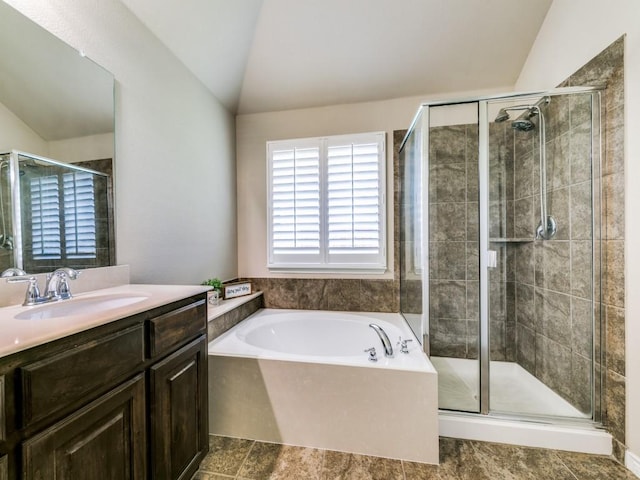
[369,323,393,357]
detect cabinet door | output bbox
[0,455,6,480]
[150,335,208,480]
[22,374,146,480]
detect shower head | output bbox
[494,108,510,123]
[494,106,537,130]
[512,118,535,131]
[493,96,549,126]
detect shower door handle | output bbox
[487,250,498,269]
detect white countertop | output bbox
[0,284,210,359]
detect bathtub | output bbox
[208,309,439,464]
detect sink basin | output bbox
[15,294,149,320]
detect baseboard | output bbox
[626,450,640,478]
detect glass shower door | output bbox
[426,103,480,413]
[485,91,600,420]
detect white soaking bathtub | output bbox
[208,309,439,464]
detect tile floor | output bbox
[194,435,637,480]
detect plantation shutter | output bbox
[268,140,322,265]
[268,132,386,271]
[63,171,97,258]
[326,133,385,266]
[31,176,62,259]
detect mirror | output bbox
[0,1,115,273]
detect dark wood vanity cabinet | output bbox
[22,374,147,480]
[150,335,207,480]
[0,293,208,480]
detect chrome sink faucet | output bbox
[45,267,80,300]
[6,267,80,306]
[369,323,393,357]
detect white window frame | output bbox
[267,131,387,273]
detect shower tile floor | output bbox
[431,356,590,418]
[193,434,636,479]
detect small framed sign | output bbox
[223,281,252,299]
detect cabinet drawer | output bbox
[20,324,145,427]
[148,300,206,357]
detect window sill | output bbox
[267,267,387,275]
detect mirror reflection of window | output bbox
[30,171,97,261]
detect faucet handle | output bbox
[364,347,378,362]
[398,337,413,354]
[57,276,72,299]
[7,276,42,305]
[1,268,27,277]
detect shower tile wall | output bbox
[508,37,624,457]
[567,36,625,461]
[508,92,594,414]
[428,124,482,359]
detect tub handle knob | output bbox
[364,347,378,362]
[398,337,413,354]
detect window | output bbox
[30,171,97,260]
[267,132,386,271]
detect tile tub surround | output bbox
[194,435,638,480]
[246,277,398,313]
[207,292,264,340]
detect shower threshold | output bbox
[432,356,611,454]
[431,356,590,418]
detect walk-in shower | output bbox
[399,87,604,436]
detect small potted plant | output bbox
[202,277,223,305]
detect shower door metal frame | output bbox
[403,85,606,424]
[420,108,431,351]
[478,101,490,415]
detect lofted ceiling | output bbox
[126,0,554,115]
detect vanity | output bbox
[0,283,209,480]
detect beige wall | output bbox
[0,101,48,156]
[50,133,114,164]
[7,0,238,285]
[516,0,640,462]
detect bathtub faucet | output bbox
[369,323,393,357]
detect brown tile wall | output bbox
[428,125,482,359]
[245,277,398,312]
[509,36,624,455]
[509,90,597,414]
[207,294,264,340]
[566,36,625,460]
